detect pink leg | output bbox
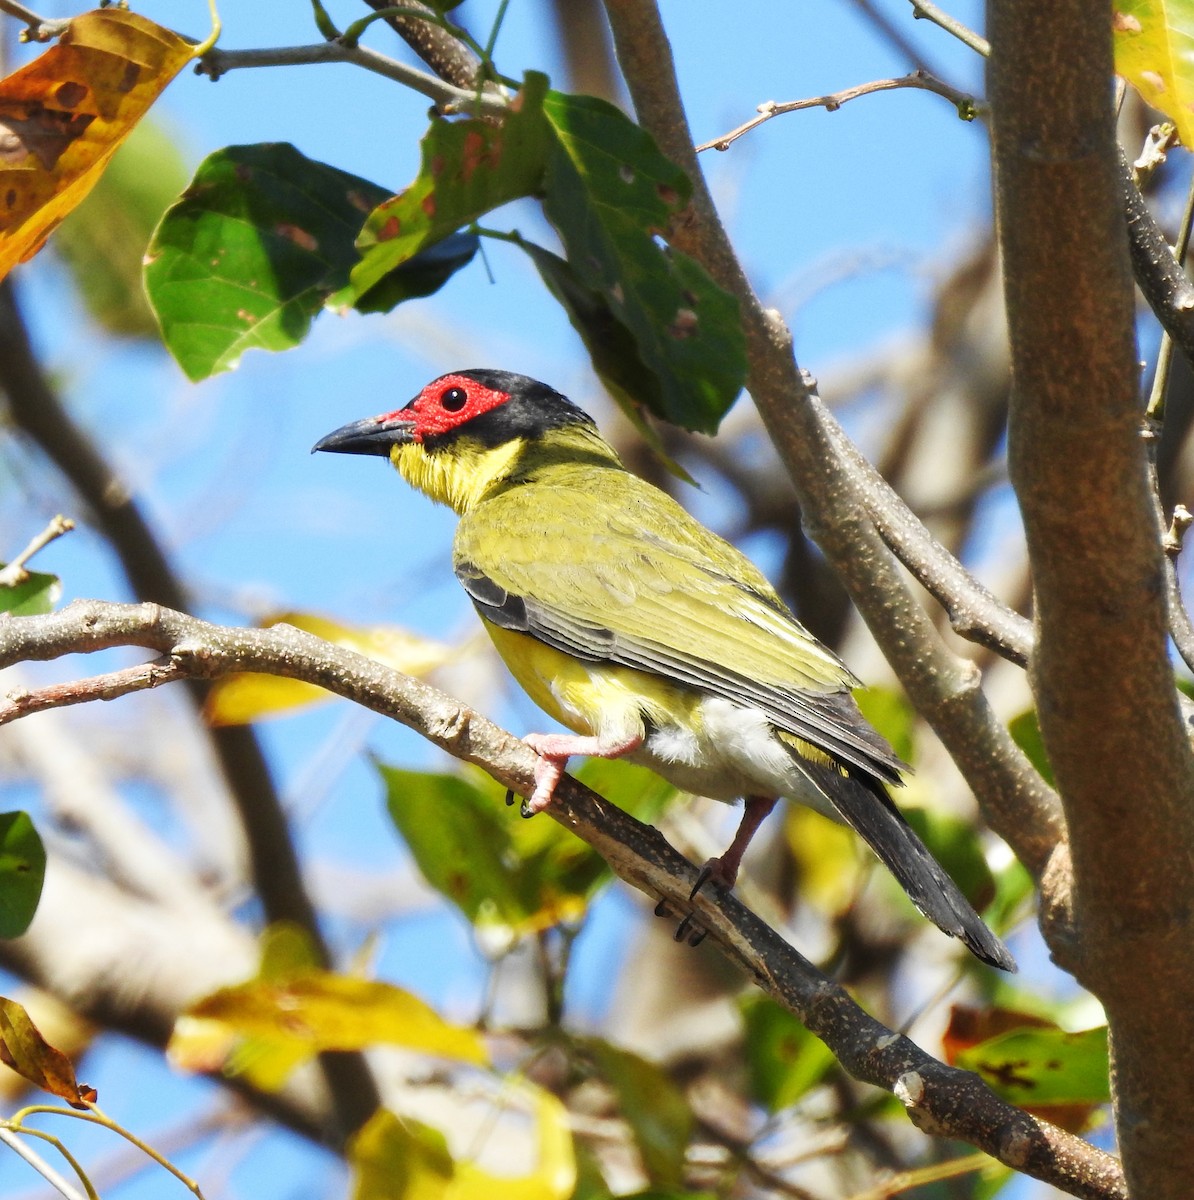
[522,731,644,814]
[692,795,778,897]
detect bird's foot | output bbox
[512,731,644,818]
[689,856,737,901]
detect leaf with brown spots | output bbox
[145,143,478,380]
[0,995,95,1109]
[0,8,192,278]
[540,90,746,433]
[339,72,551,304]
[1114,1,1194,146]
[946,1005,1109,1130]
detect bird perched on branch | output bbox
[314,368,1014,971]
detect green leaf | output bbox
[1008,709,1054,786]
[353,230,478,315]
[902,806,998,917]
[146,143,477,381]
[380,760,675,935]
[739,994,835,1112]
[1114,1,1194,148]
[540,90,745,433]
[583,1040,692,1190]
[520,239,668,415]
[0,567,60,616]
[517,239,695,481]
[350,1109,455,1200]
[55,118,189,339]
[342,73,552,302]
[854,686,917,765]
[381,765,537,930]
[954,1024,1110,1108]
[0,813,46,938]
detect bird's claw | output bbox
[674,911,708,947]
[504,788,538,819]
[654,896,708,946]
[689,859,731,902]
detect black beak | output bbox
[311,413,416,457]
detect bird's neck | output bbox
[392,424,623,515]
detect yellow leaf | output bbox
[350,1111,454,1200]
[0,995,96,1109]
[1114,1,1194,147]
[350,1088,576,1200]
[783,806,861,914]
[206,610,459,725]
[0,8,193,277]
[169,951,488,1091]
[452,1086,576,1200]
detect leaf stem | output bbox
[190,0,222,59]
[0,515,74,589]
[9,1106,204,1199]
[1146,166,1194,421]
[0,1126,92,1200]
[307,0,341,40]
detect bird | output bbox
[313,368,1015,971]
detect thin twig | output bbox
[0,598,1126,1195]
[1160,506,1194,673]
[11,1106,204,1200]
[0,658,188,726]
[0,1126,90,1200]
[908,0,990,57]
[696,71,979,153]
[0,0,68,41]
[0,515,74,588]
[195,41,507,115]
[1139,158,1194,673]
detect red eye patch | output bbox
[395,373,511,439]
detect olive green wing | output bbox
[454,470,903,783]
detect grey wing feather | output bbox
[456,559,904,784]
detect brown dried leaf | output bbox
[0,8,192,277]
[0,995,95,1108]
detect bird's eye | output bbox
[440,387,467,412]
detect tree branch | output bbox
[989,3,1194,1197]
[696,71,980,154]
[0,599,1124,1198]
[600,0,1064,886]
[359,0,483,90]
[194,41,505,116]
[907,0,989,57]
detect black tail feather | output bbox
[794,759,1016,971]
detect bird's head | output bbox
[312,369,604,513]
